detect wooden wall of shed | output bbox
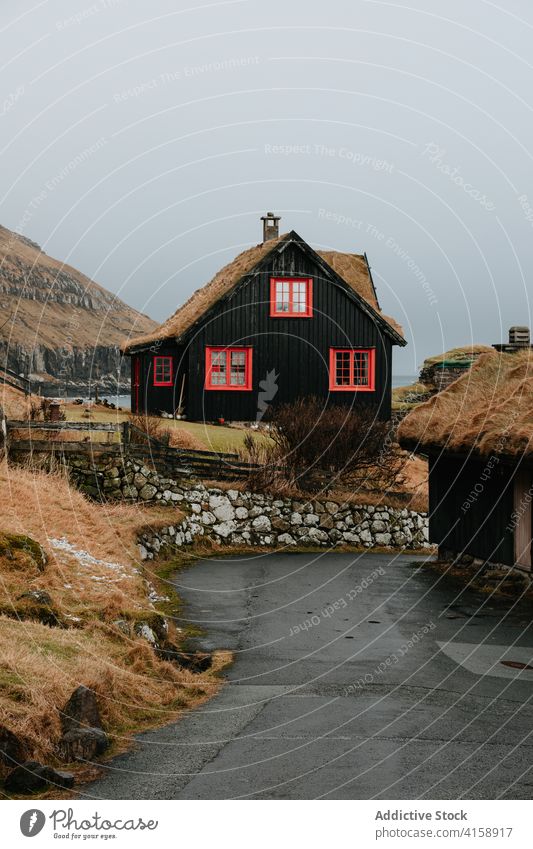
[428,453,515,565]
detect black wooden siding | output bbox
[133,241,395,421]
[428,453,515,565]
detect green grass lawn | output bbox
[63,404,265,453]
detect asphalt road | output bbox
[87,551,533,799]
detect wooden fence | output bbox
[4,418,261,482]
[1,365,31,395]
[3,417,413,498]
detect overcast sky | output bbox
[2,0,533,373]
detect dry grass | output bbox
[422,344,495,366]
[0,460,222,772]
[122,234,403,352]
[1,383,31,419]
[399,351,533,458]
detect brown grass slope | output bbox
[422,344,495,366]
[0,462,220,772]
[398,351,533,459]
[0,224,156,351]
[1,382,30,419]
[123,234,404,352]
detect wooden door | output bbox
[514,468,532,570]
[133,356,141,413]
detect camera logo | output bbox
[20,810,46,837]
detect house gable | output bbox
[178,232,405,348]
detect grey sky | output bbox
[2,0,533,373]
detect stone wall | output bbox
[13,447,429,554]
[136,484,429,558]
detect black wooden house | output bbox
[122,214,405,422]
[399,338,533,572]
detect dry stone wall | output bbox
[136,484,430,558]
[15,449,429,554]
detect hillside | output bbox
[0,225,157,394]
[0,460,221,784]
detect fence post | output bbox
[122,420,130,445]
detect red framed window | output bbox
[270,277,313,317]
[205,346,253,391]
[153,355,173,386]
[329,348,375,391]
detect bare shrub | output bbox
[128,412,171,446]
[238,432,291,494]
[258,396,404,494]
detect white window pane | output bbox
[211,351,226,384]
[230,350,246,385]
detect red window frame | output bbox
[153,355,173,387]
[270,277,313,317]
[329,348,376,392]
[205,346,253,391]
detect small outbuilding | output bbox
[398,341,533,572]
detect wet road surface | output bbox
[87,552,533,799]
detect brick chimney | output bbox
[493,326,532,352]
[261,212,280,242]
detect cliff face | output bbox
[0,226,157,394]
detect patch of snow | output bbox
[49,537,125,572]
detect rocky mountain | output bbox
[0,225,156,395]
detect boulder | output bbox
[213,520,237,538]
[5,761,47,794]
[61,685,103,733]
[319,514,335,530]
[374,532,392,546]
[213,502,235,522]
[139,484,157,501]
[0,726,27,767]
[158,645,212,673]
[343,532,361,544]
[252,515,271,533]
[4,761,75,793]
[57,728,109,762]
[303,514,320,526]
[272,517,290,532]
[208,494,229,510]
[135,623,158,646]
[278,533,296,546]
[307,527,329,544]
[359,528,373,545]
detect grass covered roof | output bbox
[398,350,533,460]
[122,232,404,352]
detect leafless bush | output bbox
[128,412,171,446]
[238,432,292,494]
[255,397,404,493]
